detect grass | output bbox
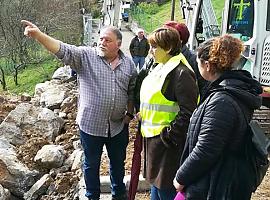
[133,0,225,33]
[132,1,185,33]
[150,2,185,23]
[212,0,226,26]
[1,58,59,96]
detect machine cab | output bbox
[223,0,270,97]
[226,0,254,41]
[183,0,270,103]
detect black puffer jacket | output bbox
[175,70,262,200]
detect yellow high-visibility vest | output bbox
[140,53,193,138]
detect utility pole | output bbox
[113,0,122,28]
[171,0,175,20]
[83,14,93,46]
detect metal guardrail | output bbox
[201,0,220,38]
[83,14,101,46]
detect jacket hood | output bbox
[204,70,262,110]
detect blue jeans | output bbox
[150,185,177,200]
[132,56,145,70]
[80,125,129,199]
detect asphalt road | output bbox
[120,23,135,56]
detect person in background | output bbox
[164,21,208,96]
[139,27,198,200]
[21,20,137,200]
[129,28,150,71]
[173,35,262,200]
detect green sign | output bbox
[233,0,251,20]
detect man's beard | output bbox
[97,47,105,57]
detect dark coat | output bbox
[175,70,262,200]
[181,45,209,96]
[129,36,150,57]
[144,62,198,190]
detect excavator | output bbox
[180,0,270,132]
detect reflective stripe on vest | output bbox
[140,53,193,138]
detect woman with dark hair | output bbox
[139,27,198,200]
[173,35,262,200]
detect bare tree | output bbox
[0,33,10,90]
[34,0,83,44]
[0,66,7,90]
[0,0,88,88]
[0,0,38,86]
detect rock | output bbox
[61,96,77,112]
[0,103,64,144]
[35,80,71,109]
[34,81,50,97]
[0,184,10,200]
[36,107,65,141]
[21,93,31,102]
[0,139,39,197]
[49,166,70,178]
[0,122,23,145]
[64,149,81,168]
[24,174,53,200]
[71,150,83,171]
[58,112,67,118]
[52,65,72,81]
[34,145,66,169]
[0,96,5,103]
[73,140,82,150]
[40,87,67,109]
[53,109,60,114]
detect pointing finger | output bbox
[21,20,34,27]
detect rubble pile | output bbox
[0,69,84,200]
[0,68,138,200]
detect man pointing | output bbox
[22,20,137,200]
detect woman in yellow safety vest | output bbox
[139,27,198,200]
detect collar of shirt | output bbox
[97,49,126,67]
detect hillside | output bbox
[135,0,225,33]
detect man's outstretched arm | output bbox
[21,20,60,54]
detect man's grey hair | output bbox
[100,26,122,44]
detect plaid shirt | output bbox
[55,43,137,137]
